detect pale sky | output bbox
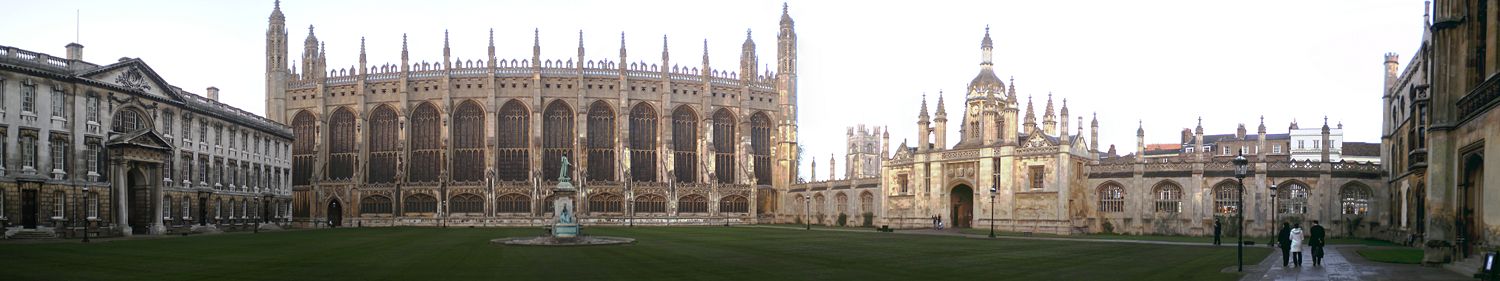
[2,0,1426,180]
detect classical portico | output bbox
[106,130,172,236]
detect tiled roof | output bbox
[1343,142,1381,157]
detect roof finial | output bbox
[489,28,495,47]
[783,2,789,14]
[275,0,281,9]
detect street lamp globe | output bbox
[1232,154,1249,179]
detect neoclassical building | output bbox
[264,2,801,227]
[864,29,1096,233]
[0,43,294,238]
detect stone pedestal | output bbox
[553,179,579,239]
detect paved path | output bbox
[748,225,1472,281]
[1238,245,1471,281]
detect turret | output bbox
[775,3,801,188]
[1059,99,1070,144]
[918,93,931,152]
[1257,116,1268,161]
[741,29,757,81]
[1384,53,1400,90]
[1090,113,1099,153]
[1043,93,1057,136]
[1321,116,1331,162]
[301,25,322,80]
[881,126,890,158]
[264,0,289,123]
[1194,117,1205,161]
[934,92,948,150]
[1135,120,1145,162]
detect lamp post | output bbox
[805,195,811,230]
[1268,182,1277,246]
[989,184,997,238]
[1232,153,1249,272]
[81,186,90,243]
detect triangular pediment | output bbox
[106,129,174,151]
[79,59,180,101]
[1022,133,1054,148]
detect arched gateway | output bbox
[951,185,974,228]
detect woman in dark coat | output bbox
[1278,222,1292,267]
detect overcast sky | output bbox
[2,0,1426,180]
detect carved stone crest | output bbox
[116,66,152,93]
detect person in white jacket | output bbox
[1289,224,1305,267]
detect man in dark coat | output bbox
[1309,220,1326,266]
[1212,219,1222,245]
[1278,222,1292,267]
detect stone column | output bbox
[150,163,165,234]
[114,160,130,236]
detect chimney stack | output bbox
[66,43,84,61]
[207,86,220,101]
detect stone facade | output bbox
[1391,0,1500,266]
[264,2,801,227]
[0,43,294,238]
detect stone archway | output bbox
[127,167,154,235]
[951,184,974,228]
[327,199,343,227]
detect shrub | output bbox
[862,212,874,227]
[837,213,848,227]
[794,216,802,225]
[1101,221,1115,234]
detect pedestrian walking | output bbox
[1309,220,1326,266]
[1278,222,1292,267]
[1212,219,1222,246]
[1290,224,1305,267]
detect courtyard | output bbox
[0,227,1267,280]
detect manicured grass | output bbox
[1356,248,1424,264]
[1327,238,1400,247]
[955,228,1269,244]
[0,226,1268,281]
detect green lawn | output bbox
[1356,248,1425,264]
[0,226,1268,281]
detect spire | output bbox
[578,30,586,59]
[488,28,496,59]
[359,36,366,65]
[533,28,541,59]
[1137,120,1144,137]
[1092,112,1098,127]
[269,0,285,23]
[1258,115,1267,134]
[934,91,947,119]
[401,33,409,61]
[619,32,627,58]
[702,38,710,67]
[780,2,794,26]
[662,34,669,62]
[443,30,451,67]
[918,93,930,122]
[1195,116,1203,134]
[1024,95,1036,129]
[1044,93,1056,118]
[980,25,993,68]
[1006,76,1018,101]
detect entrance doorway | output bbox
[127,168,153,235]
[1458,152,1484,258]
[327,199,343,227]
[262,199,272,223]
[951,185,974,228]
[21,188,38,229]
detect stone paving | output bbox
[749,225,1474,281]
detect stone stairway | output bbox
[8,230,59,240]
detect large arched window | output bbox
[1278,182,1308,214]
[635,194,666,213]
[1097,184,1124,213]
[408,103,442,183]
[751,112,772,185]
[835,193,850,215]
[452,101,486,182]
[111,108,149,133]
[403,193,437,214]
[586,101,615,182]
[542,100,574,182]
[672,106,698,183]
[1214,182,1240,214]
[1340,184,1372,215]
[719,195,748,213]
[712,109,736,184]
[679,194,708,213]
[860,192,874,215]
[359,195,392,214]
[450,193,483,214]
[588,193,623,213]
[328,108,357,181]
[629,103,658,182]
[496,193,531,214]
[1153,182,1183,213]
[292,111,317,185]
[367,105,400,184]
[497,100,530,181]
